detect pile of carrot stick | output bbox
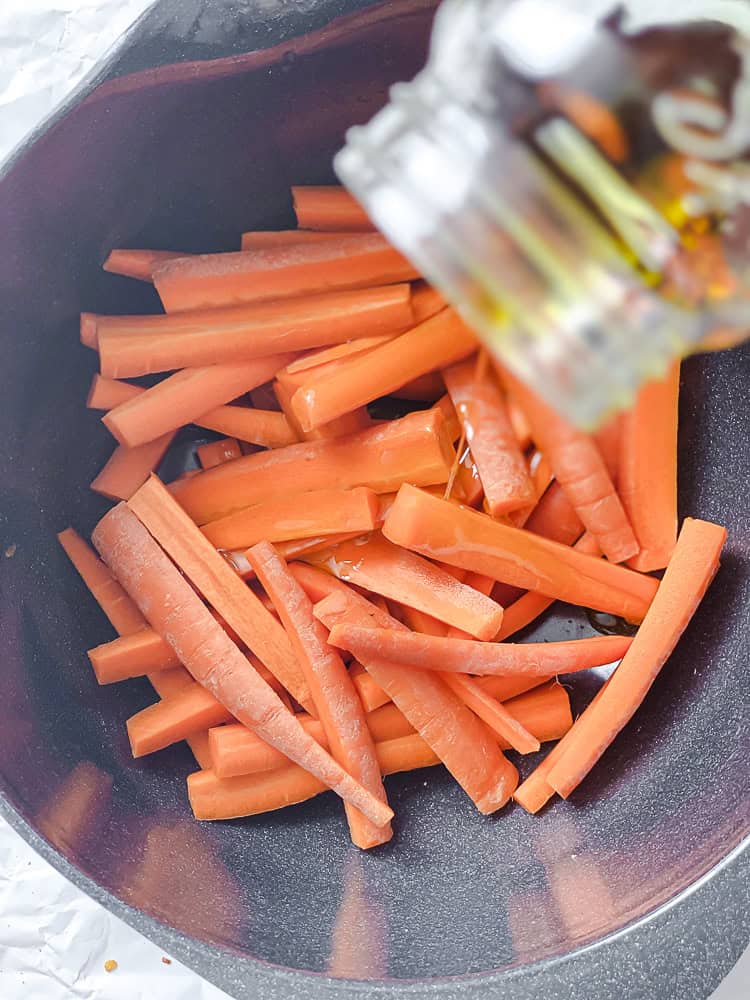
[60,185,727,849]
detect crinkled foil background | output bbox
[0,1,746,997]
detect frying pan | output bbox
[0,1,747,996]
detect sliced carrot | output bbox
[310,585,518,813]
[618,363,680,572]
[593,414,623,484]
[474,674,552,703]
[97,285,412,377]
[500,368,639,563]
[91,433,175,501]
[57,528,144,636]
[291,310,475,431]
[284,334,398,375]
[433,395,462,443]
[199,406,298,448]
[88,629,180,684]
[517,518,726,809]
[351,665,391,713]
[383,485,657,622]
[439,673,540,753]
[292,186,374,232]
[274,376,372,442]
[197,438,242,471]
[241,230,353,250]
[524,481,584,544]
[496,533,601,640]
[170,408,455,524]
[246,541,390,849]
[507,398,532,450]
[390,372,446,401]
[102,355,294,449]
[276,532,364,562]
[86,374,142,410]
[322,533,504,640]
[127,686,234,757]
[410,282,446,324]
[93,504,393,828]
[328,625,633,677]
[103,249,186,282]
[201,487,378,551]
[153,235,416,313]
[443,358,534,517]
[210,716,329,778]
[128,476,314,713]
[538,83,630,162]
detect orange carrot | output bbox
[91,433,175,501]
[538,84,630,162]
[507,398,532,450]
[383,485,657,622]
[500,368,638,563]
[153,235,417,313]
[246,541,391,849]
[196,406,297,448]
[102,355,294,449]
[88,629,180,684]
[103,249,186,282]
[593,414,623,484]
[276,532,364,562]
[322,533,504,640]
[210,716,330,777]
[284,334,398,375]
[197,438,242,470]
[170,408,456,524]
[496,533,601,640]
[439,673,540,753]
[390,372,446,401]
[475,674,553,703]
[93,504,393,828]
[86,374,142,410]
[292,186,374,232]
[57,528,144,636]
[443,358,534,516]
[311,586,518,813]
[328,625,633,677]
[201,487,378,551]
[128,476,314,713]
[241,230,352,250]
[433,395,462,443]
[291,310,476,431]
[351,664,391,713]
[274,376,372,442]
[524,481,584,544]
[97,285,412,377]
[127,686,234,757]
[517,518,726,809]
[618,363,680,572]
[410,283,446,324]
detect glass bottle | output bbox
[335,0,750,427]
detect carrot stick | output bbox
[500,368,639,563]
[128,476,314,713]
[291,310,476,431]
[284,334,398,375]
[618,363,680,572]
[209,679,572,778]
[91,433,175,501]
[170,408,456,524]
[540,518,725,800]
[86,374,142,410]
[383,485,657,622]
[323,533,504,640]
[197,438,242,470]
[524,481,584,544]
[97,285,413,377]
[328,625,633,677]
[93,504,393,827]
[201,487,378,551]
[88,629,180,684]
[593,414,623,484]
[351,665,391,712]
[411,283,447,324]
[475,674,553,703]
[310,586,518,813]
[127,686,234,757]
[433,395,462,443]
[210,716,329,777]
[197,406,298,448]
[292,186,374,232]
[443,358,534,516]
[57,528,144,636]
[102,355,295,449]
[538,84,629,162]
[496,533,601,640]
[246,541,391,849]
[103,249,186,282]
[274,376,371,442]
[276,532,364,562]
[439,673,540,753]
[507,398,532,450]
[153,236,416,313]
[241,230,352,250]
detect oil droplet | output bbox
[104,959,118,973]
[586,609,638,637]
